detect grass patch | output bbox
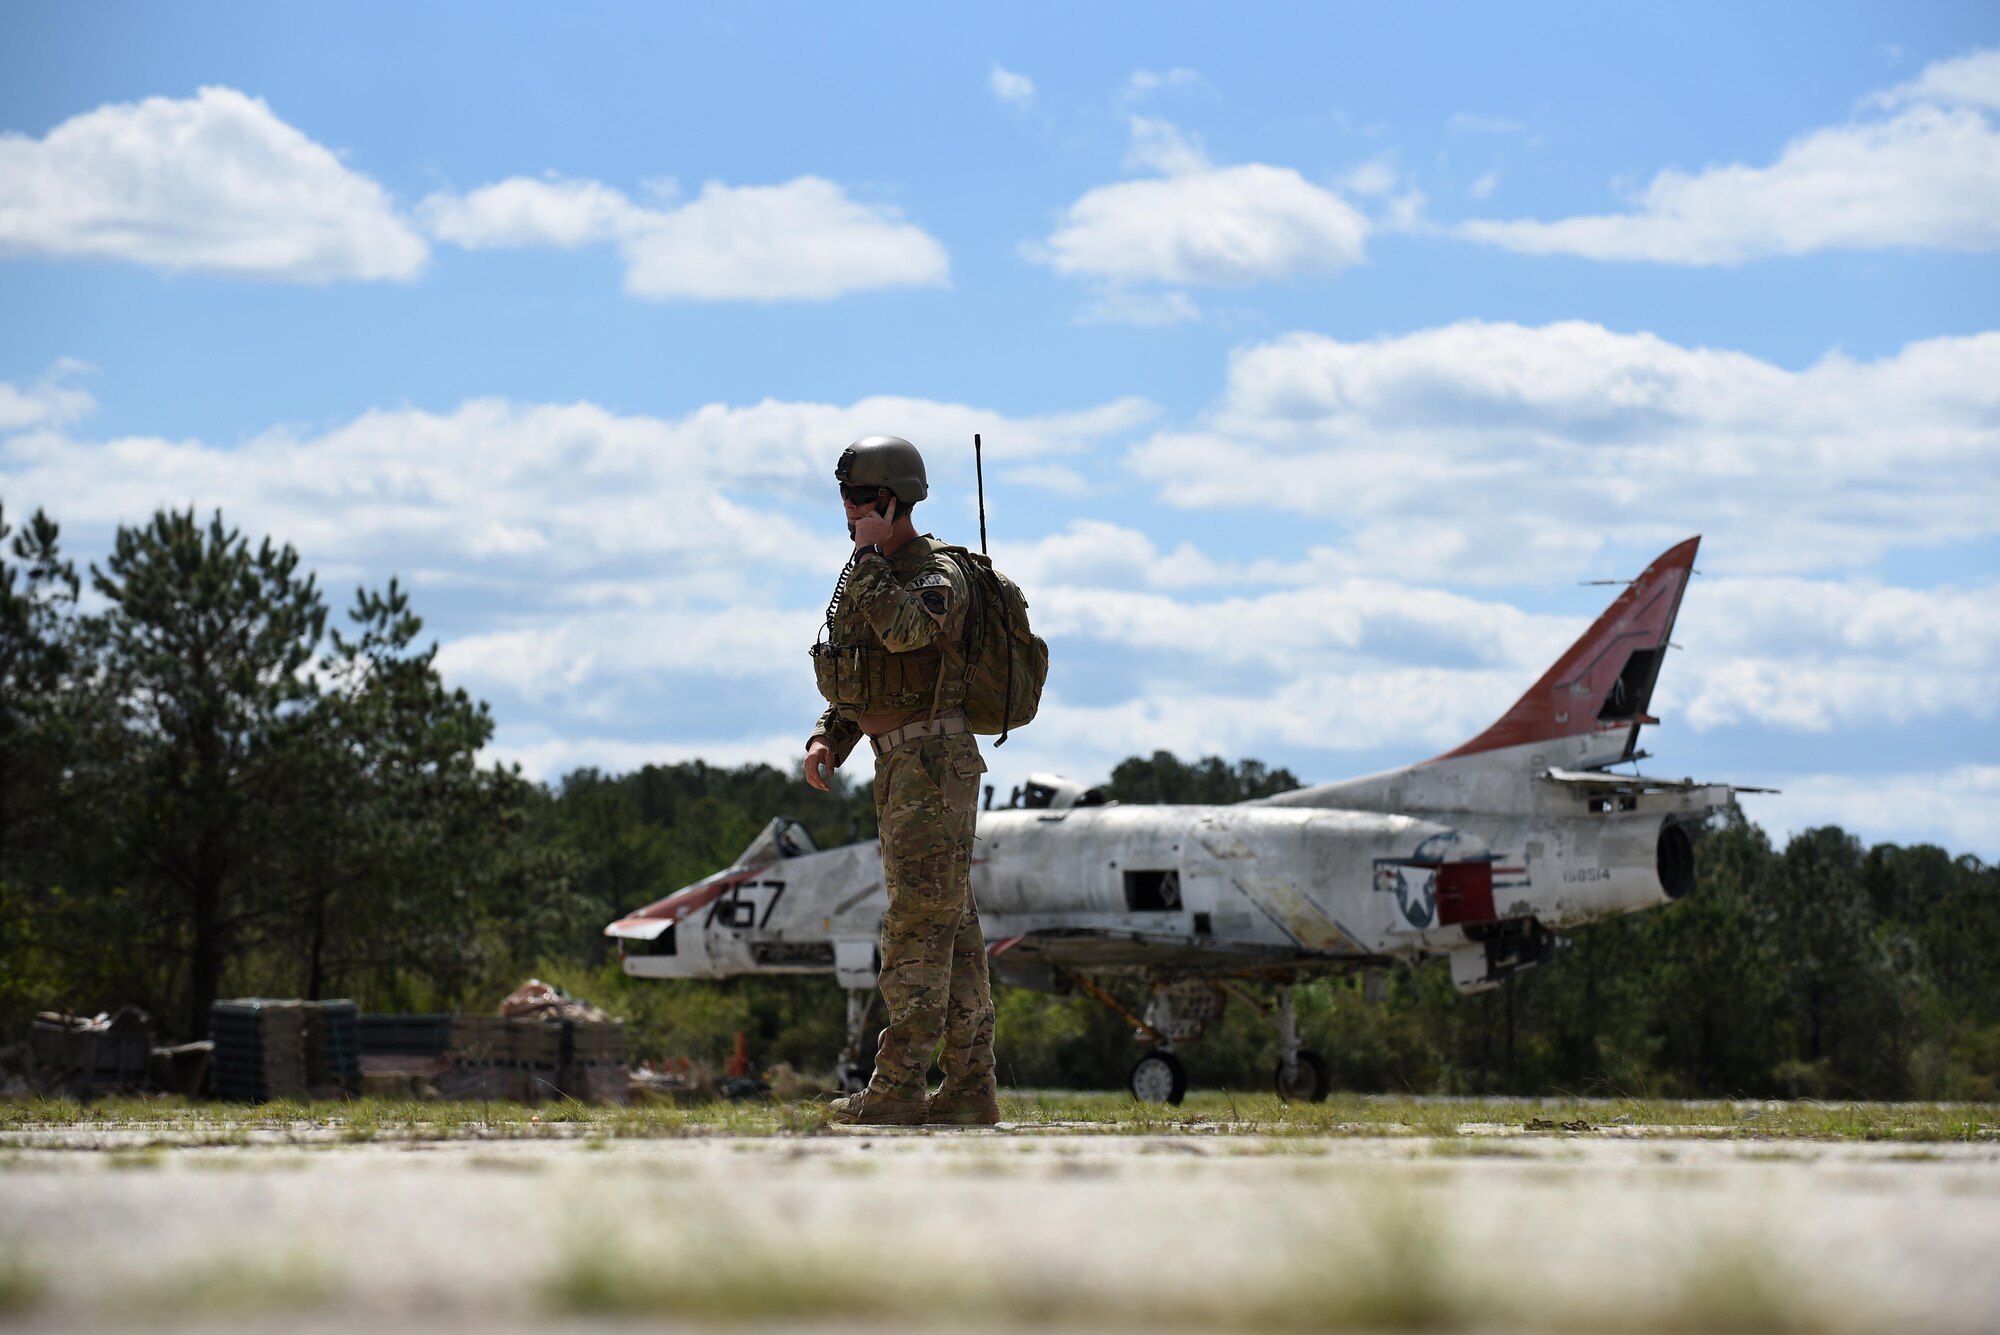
[1427,1138,1537,1158]
[1,1091,1992,1146]
[541,1193,1471,1331]
[145,1251,335,1318]
[0,1251,43,1314]
[1663,1236,1820,1334]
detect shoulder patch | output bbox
[921,589,948,614]
[907,572,952,590]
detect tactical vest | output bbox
[810,546,969,714]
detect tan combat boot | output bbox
[827,1088,929,1126]
[925,1081,1001,1126]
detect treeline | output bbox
[2,504,587,1039]
[4,504,1997,1099]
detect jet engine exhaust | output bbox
[1657,821,1695,900]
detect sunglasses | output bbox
[839,485,886,506]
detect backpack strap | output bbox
[925,544,977,724]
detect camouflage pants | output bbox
[867,730,995,1100]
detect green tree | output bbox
[90,508,329,1036]
[286,578,561,1005]
[1763,827,1920,1096]
[1,504,89,1035]
[1638,813,1789,1093]
[1106,751,1300,804]
[0,505,82,871]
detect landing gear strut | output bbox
[1271,983,1330,1102]
[1067,971,1332,1104]
[836,989,875,1093]
[1127,984,1189,1105]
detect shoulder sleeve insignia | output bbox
[921,589,949,614]
[907,572,952,590]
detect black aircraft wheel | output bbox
[1274,1051,1331,1103]
[1128,1052,1188,1105]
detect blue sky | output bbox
[3,3,1997,855]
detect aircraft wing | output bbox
[985,925,1364,983]
[1541,768,1777,794]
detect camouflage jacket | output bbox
[809,535,971,764]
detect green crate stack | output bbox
[302,1000,361,1096]
[211,1000,308,1101]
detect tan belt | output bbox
[869,711,969,758]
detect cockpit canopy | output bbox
[734,816,819,869]
[1010,772,1110,810]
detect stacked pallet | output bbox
[562,1019,629,1104]
[209,1002,634,1104]
[211,1000,363,1101]
[357,1013,452,1059]
[355,1012,450,1097]
[354,1012,443,1095]
[28,1010,154,1097]
[510,1017,565,1103]
[438,1014,520,1100]
[211,1000,308,1101]
[304,1000,361,1096]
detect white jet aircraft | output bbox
[606,537,1763,1103]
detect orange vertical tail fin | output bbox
[1430,537,1699,766]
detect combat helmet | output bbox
[835,435,928,504]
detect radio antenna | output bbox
[974,433,988,555]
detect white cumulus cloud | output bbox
[0,86,426,281]
[1128,321,2000,578]
[418,175,641,249]
[1670,577,2000,735]
[0,384,1156,745]
[1460,49,2000,262]
[981,522,1999,800]
[1073,288,1203,327]
[0,364,95,432]
[1122,68,1205,103]
[1742,766,2000,861]
[621,177,949,302]
[989,64,1035,108]
[420,173,949,302]
[1872,47,2000,111]
[1,390,1152,575]
[1028,118,1370,290]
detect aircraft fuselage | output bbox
[616,777,1698,996]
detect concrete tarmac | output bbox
[3,1129,1997,1333]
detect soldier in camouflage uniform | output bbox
[805,435,999,1127]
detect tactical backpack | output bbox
[936,546,1047,744]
